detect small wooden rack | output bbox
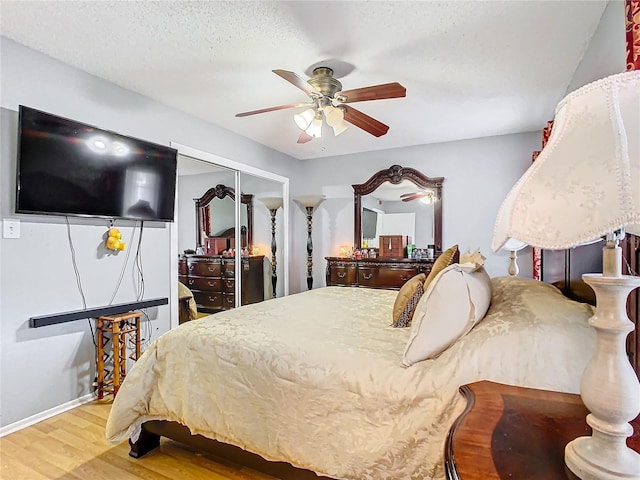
[96,311,142,399]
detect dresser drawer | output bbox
[329,265,357,286]
[187,276,222,291]
[222,293,235,309]
[178,274,187,284]
[222,278,235,293]
[222,260,235,277]
[359,266,418,288]
[188,260,222,277]
[193,291,222,309]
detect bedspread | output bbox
[106,279,596,480]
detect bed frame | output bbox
[129,238,640,479]
[130,419,334,479]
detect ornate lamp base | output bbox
[565,273,640,480]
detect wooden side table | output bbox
[96,311,142,399]
[445,381,640,480]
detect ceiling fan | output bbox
[235,67,406,144]
[400,191,435,203]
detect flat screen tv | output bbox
[16,105,177,222]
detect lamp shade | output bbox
[259,197,283,210]
[493,71,640,252]
[324,105,348,136]
[294,108,316,130]
[294,195,325,209]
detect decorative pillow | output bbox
[391,273,427,327]
[402,264,492,366]
[423,244,459,292]
[459,249,486,273]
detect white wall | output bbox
[0,38,299,428]
[565,0,626,93]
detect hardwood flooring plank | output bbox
[1,401,282,480]
[0,436,86,480]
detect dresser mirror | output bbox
[353,165,443,253]
[195,184,253,253]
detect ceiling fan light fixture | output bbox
[309,114,323,138]
[324,105,348,137]
[294,108,315,130]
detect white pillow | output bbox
[401,264,492,366]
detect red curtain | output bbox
[531,121,554,280]
[627,0,640,70]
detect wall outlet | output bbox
[2,218,20,239]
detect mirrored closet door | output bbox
[170,143,289,328]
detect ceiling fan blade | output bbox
[401,193,424,202]
[338,82,406,103]
[297,131,313,144]
[273,69,321,97]
[342,105,389,137]
[400,192,422,199]
[235,103,311,117]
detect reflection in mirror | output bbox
[177,161,236,254]
[173,145,290,328]
[353,165,443,253]
[194,184,253,254]
[242,172,287,299]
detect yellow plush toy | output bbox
[105,227,126,251]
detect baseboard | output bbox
[0,392,95,437]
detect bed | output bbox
[106,273,600,480]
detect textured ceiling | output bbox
[0,1,607,160]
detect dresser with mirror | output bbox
[179,181,264,313]
[326,165,443,290]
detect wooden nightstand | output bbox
[445,381,640,480]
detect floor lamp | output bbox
[493,71,640,480]
[294,195,325,290]
[259,197,282,298]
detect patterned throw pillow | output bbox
[392,273,427,327]
[423,244,459,292]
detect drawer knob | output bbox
[207,266,216,272]
[338,272,346,278]
[362,273,373,280]
[209,295,218,302]
[400,276,410,281]
[208,281,216,287]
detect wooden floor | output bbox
[0,400,279,480]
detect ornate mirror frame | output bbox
[195,184,254,249]
[353,164,443,252]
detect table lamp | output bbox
[493,70,640,480]
[293,195,325,290]
[259,197,283,298]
